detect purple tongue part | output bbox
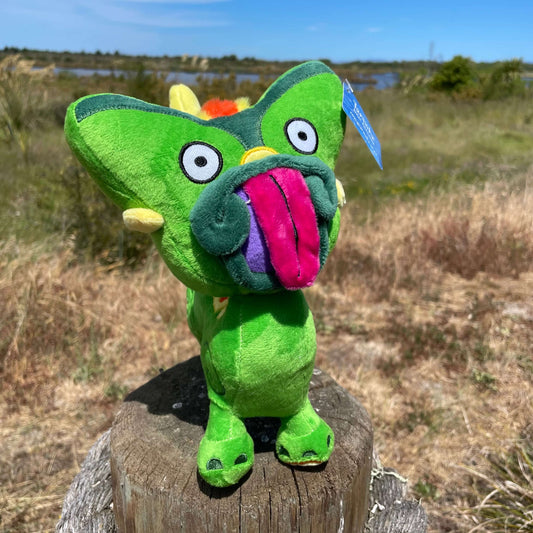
[236,188,273,273]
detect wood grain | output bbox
[56,359,426,533]
[110,357,372,532]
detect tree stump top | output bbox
[110,356,373,533]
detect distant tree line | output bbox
[400,55,531,99]
[3,46,532,80]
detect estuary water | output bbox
[54,67,400,91]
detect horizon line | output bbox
[2,45,532,66]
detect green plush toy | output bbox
[65,61,346,487]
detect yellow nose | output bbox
[240,146,278,166]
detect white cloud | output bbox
[118,0,229,3]
[80,0,229,28]
[2,1,81,26]
[1,0,229,29]
[306,23,326,32]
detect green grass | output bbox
[1,66,531,255]
[467,442,533,531]
[0,138,69,242]
[336,91,533,212]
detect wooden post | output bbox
[57,358,427,533]
[109,357,372,533]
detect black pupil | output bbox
[298,131,308,141]
[195,156,208,167]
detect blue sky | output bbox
[2,0,532,63]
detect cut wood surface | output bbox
[57,358,427,533]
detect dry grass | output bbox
[324,168,533,301]
[0,55,55,159]
[313,167,533,531]
[0,240,194,531]
[1,167,532,531]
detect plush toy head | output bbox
[65,61,345,296]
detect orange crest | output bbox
[201,99,240,119]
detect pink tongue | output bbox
[243,167,320,290]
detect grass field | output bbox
[1,59,532,532]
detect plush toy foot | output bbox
[276,398,334,466]
[197,402,254,487]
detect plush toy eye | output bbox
[179,142,223,183]
[284,118,318,154]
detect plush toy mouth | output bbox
[235,167,320,290]
[190,154,337,293]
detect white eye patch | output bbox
[284,118,318,154]
[179,142,223,183]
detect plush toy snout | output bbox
[190,152,337,292]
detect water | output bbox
[54,67,266,85]
[54,67,400,90]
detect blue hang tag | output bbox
[342,79,383,169]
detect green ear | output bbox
[205,61,346,162]
[65,96,244,294]
[260,67,346,169]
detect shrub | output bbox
[0,54,54,159]
[482,59,527,100]
[193,73,272,105]
[126,62,170,106]
[430,55,479,95]
[397,71,431,94]
[418,215,533,280]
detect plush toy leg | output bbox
[275,397,334,466]
[197,401,254,487]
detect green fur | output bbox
[328,209,342,251]
[65,100,243,294]
[189,290,316,417]
[65,61,346,487]
[188,290,333,485]
[261,73,346,169]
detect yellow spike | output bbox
[336,179,346,208]
[123,208,164,233]
[169,84,202,116]
[235,97,251,112]
[197,109,211,120]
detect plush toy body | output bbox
[188,289,328,486]
[65,61,346,487]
